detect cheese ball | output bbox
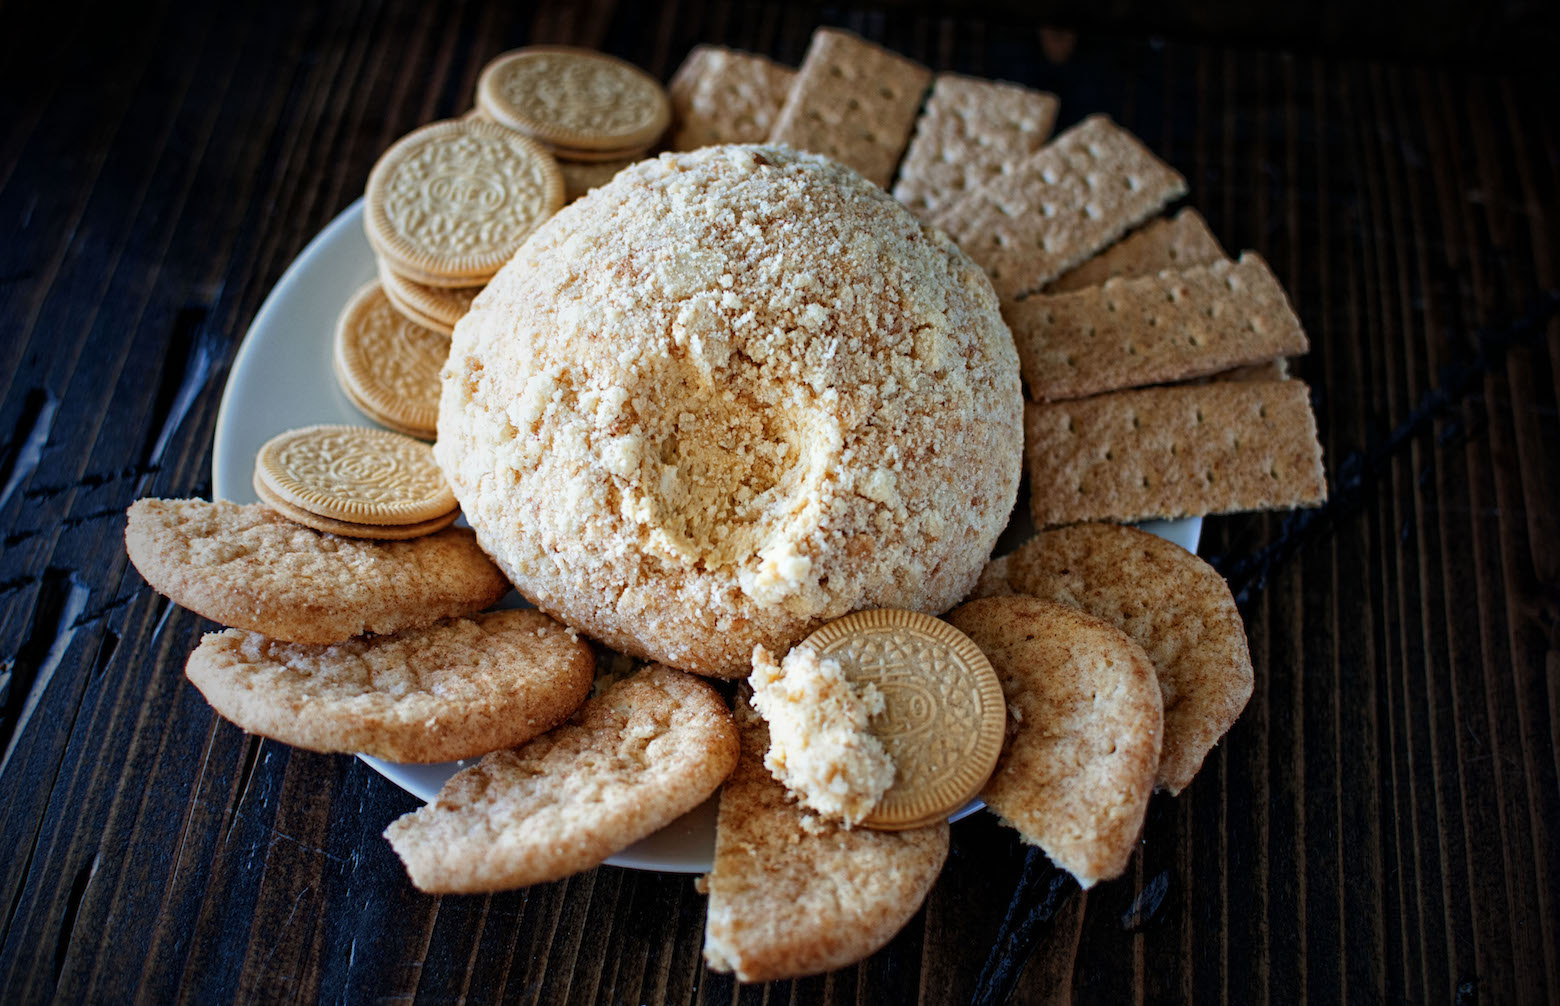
[436,145,1022,676]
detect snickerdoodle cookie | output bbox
[125,498,509,644]
[383,664,738,892]
[946,596,1162,887]
[436,144,1023,677]
[703,699,948,982]
[185,610,592,762]
[974,523,1252,793]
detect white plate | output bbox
[213,197,1201,874]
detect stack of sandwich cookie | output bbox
[332,283,447,439]
[252,425,460,539]
[375,261,480,336]
[365,117,563,289]
[356,48,673,357]
[344,71,564,426]
[477,47,669,201]
[477,47,669,161]
[458,105,629,203]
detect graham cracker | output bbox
[892,73,1059,222]
[1024,379,1327,527]
[667,45,715,111]
[1047,207,1226,293]
[671,46,796,151]
[934,115,1187,301]
[767,28,931,188]
[1006,252,1310,402]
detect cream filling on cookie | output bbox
[749,643,894,827]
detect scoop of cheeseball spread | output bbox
[436,145,1023,677]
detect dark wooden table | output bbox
[3,1,1557,1002]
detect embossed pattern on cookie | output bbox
[366,118,563,284]
[334,282,451,438]
[799,609,1005,831]
[477,47,670,153]
[255,425,457,526]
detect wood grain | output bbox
[0,0,1556,1002]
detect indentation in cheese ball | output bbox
[437,144,1023,676]
[749,644,894,828]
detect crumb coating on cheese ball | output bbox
[437,144,1022,676]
